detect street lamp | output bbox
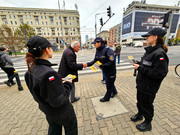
[58,0,65,50]
[95,12,106,37]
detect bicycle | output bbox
[175,64,180,77]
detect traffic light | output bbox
[107,6,111,18]
[160,11,171,28]
[100,18,103,26]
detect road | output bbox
[0,46,179,84]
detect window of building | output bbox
[41,16,43,19]
[11,21,13,25]
[14,15,16,19]
[27,21,29,24]
[49,16,54,25]
[51,28,55,35]
[63,17,67,25]
[56,22,58,25]
[9,15,11,19]
[31,21,33,25]
[46,22,48,25]
[44,33,46,35]
[42,21,44,25]
[45,16,47,19]
[69,17,71,20]
[57,28,59,31]
[73,17,74,20]
[76,17,79,25]
[29,15,31,19]
[15,21,17,25]
[37,27,41,32]
[25,15,28,19]
[48,32,49,35]
[65,28,68,35]
[34,16,39,21]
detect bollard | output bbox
[14,71,23,91]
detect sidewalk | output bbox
[0,66,180,135]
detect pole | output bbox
[58,0,65,50]
[95,12,106,37]
[20,19,28,43]
[165,11,173,45]
[99,13,115,33]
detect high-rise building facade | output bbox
[0,6,80,44]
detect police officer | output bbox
[24,36,78,135]
[86,37,118,102]
[131,28,169,132]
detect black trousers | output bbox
[46,110,78,135]
[136,90,156,123]
[1,67,15,83]
[104,74,117,100]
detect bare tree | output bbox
[0,24,19,56]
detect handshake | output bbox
[83,63,87,68]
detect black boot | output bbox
[130,113,143,122]
[4,81,11,87]
[100,98,109,102]
[136,121,152,132]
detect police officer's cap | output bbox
[141,28,167,37]
[27,36,52,57]
[91,37,103,44]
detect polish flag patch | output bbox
[160,57,164,61]
[49,76,55,81]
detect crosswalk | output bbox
[0,54,133,84]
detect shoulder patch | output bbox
[49,76,55,81]
[109,55,114,61]
[160,57,164,61]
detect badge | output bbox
[109,55,114,61]
[49,76,55,81]
[160,57,164,61]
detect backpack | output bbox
[0,54,6,67]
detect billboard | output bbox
[133,11,179,37]
[122,12,132,35]
[122,10,180,40]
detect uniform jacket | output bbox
[136,43,169,95]
[0,51,13,68]
[58,47,83,82]
[25,59,73,120]
[87,44,116,76]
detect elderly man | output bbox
[58,41,86,103]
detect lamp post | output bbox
[95,12,106,37]
[58,0,65,50]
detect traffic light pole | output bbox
[99,13,115,32]
[165,11,173,45]
[95,12,106,37]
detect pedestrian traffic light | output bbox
[100,18,103,26]
[160,11,171,28]
[107,6,111,18]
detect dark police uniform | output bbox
[25,59,77,134]
[136,43,169,123]
[87,43,117,101]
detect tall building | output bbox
[109,27,115,47]
[0,6,80,45]
[114,23,122,44]
[96,30,109,43]
[122,1,180,45]
[85,35,89,42]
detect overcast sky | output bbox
[0,0,179,42]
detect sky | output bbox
[0,0,179,43]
